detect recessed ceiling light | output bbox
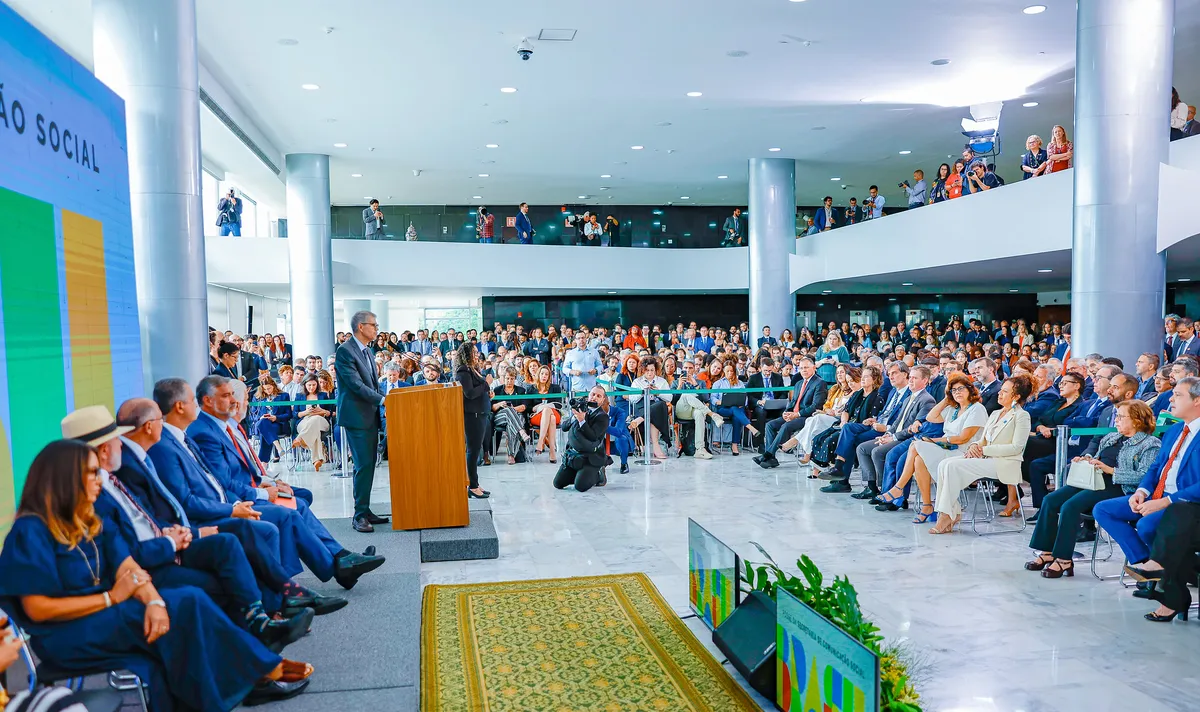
[1023,5,1046,14]
[485,143,499,148]
[500,87,517,93]
[631,145,644,150]
[1023,101,1039,107]
[717,175,728,179]
[726,50,749,58]
[889,297,897,301]
[686,91,703,97]
[789,0,807,3]
[350,173,362,177]
[680,196,690,200]
[1180,278,1193,282]
[333,142,347,148]
[478,173,489,177]
[822,290,832,294]
[901,282,914,286]
[600,174,611,178]
[363,196,372,200]
[768,147,782,152]
[1010,289,1020,292]
[607,291,618,294]
[301,83,320,90]
[1037,268,1053,273]
[930,58,951,66]
[812,126,826,131]
[578,195,587,199]
[899,150,911,155]
[278,38,299,46]
[472,195,482,199]
[830,177,841,181]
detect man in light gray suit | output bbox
[363,199,385,239]
[852,365,936,499]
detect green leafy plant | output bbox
[744,547,922,712]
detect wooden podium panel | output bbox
[385,383,469,530]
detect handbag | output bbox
[1065,460,1105,491]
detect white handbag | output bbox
[1065,460,1106,491]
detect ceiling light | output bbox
[363,196,372,200]
[607,291,618,294]
[899,150,911,155]
[812,126,826,131]
[680,196,690,200]
[278,38,299,46]
[930,59,951,66]
[472,195,482,199]
[600,174,611,178]
[822,290,832,294]
[1180,278,1193,282]
[830,177,841,181]
[578,195,587,199]
[1023,5,1046,14]
[485,143,499,148]
[1037,268,1053,273]
[1023,101,1039,107]
[768,147,782,152]
[686,91,703,97]
[889,298,897,301]
[901,282,914,286]
[333,142,347,148]
[500,87,517,93]
[1009,289,1020,292]
[350,173,362,177]
[478,173,489,177]
[789,0,807,3]
[726,50,749,58]
[301,83,320,90]
[717,175,728,179]
[631,145,644,150]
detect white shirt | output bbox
[1172,101,1189,130]
[1140,417,1200,498]
[100,469,174,550]
[868,194,885,218]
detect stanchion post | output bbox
[1054,424,1070,488]
[333,425,351,478]
[635,384,661,467]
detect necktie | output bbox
[109,475,163,538]
[238,422,270,485]
[226,424,254,483]
[186,437,228,503]
[1152,425,1190,500]
[141,455,189,527]
[793,379,808,413]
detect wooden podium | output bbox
[385,383,469,530]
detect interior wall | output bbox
[206,284,290,336]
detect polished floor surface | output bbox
[283,451,1200,712]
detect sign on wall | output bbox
[0,1,141,537]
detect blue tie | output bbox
[141,454,190,527]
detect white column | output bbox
[747,158,797,340]
[286,154,334,362]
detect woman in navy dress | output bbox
[252,376,293,462]
[0,440,296,712]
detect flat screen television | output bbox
[687,518,740,630]
[775,587,880,712]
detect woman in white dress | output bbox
[927,373,1035,534]
[784,364,858,461]
[875,372,989,522]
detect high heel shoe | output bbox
[998,502,1021,517]
[1025,554,1054,571]
[1145,607,1188,623]
[911,505,936,524]
[1041,560,1074,578]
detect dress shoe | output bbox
[816,466,844,481]
[1124,564,1164,582]
[242,677,311,706]
[283,592,348,617]
[363,546,376,557]
[820,480,852,493]
[334,551,386,590]
[619,463,629,474]
[255,608,314,653]
[1025,511,1039,524]
[1145,608,1188,623]
[1132,586,1158,600]
[352,516,374,533]
[364,512,390,525]
[1075,526,1096,543]
[752,455,764,464]
[874,502,905,512]
[597,469,608,487]
[756,455,779,469]
[467,488,490,499]
[851,486,879,500]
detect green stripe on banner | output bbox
[0,187,67,496]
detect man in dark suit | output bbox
[523,328,552,366]
[755,358,827,468]
[212,340,263,393]
[817,362,913,491]
[363,199,385,239]
[1173,318,1200,360]
[757,326,778,348]
[1164,315,1180,363]
[814,196,837,232]
[747,359,786,447]
[851,365,937,499]
[969,357,1003,412]
[336,310,389,533]
[923,357,946,402]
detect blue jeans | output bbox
[1091,496,1167,564]
[479,237,493,244]
[714,405,751,442]
[220,223,241,236]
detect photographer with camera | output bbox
[900,169,926,209]
[553,387,616,491]
[216,188,243,236]
[564,209,591,246]
[863,185,885,220]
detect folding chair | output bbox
[7,618,147,712]
[961,479,1027,536]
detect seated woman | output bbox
[491,368,530,464]
[779,329,796,350]
[1024,399,1161,578]
[292,375,333,471]
[813,332,849,386]
[268,335,293,373]
[711,362,760,456]
[614,353,642,392]
[629,358,674,459]
[877,372,989,523]
[0,440,310,712]
[528,364,564,462]
[927,374,1035,534]
[1021,371,1085,509]
[252,376,292,463]
[1147,366,1175,415]
[783,364,857,463]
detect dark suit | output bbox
[762,376,828,456]
[857,389,936,489]
[979,379,1002,413]
[1174,336,1200,360]
[747,372,786,444]
[335,337,386,519]
[927,374,947,403]
[757,336,778,348]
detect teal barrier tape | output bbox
[248,399,337,407]
[1069,425,1175,436]
[252,385,801,407]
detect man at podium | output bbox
[336,310,389,533]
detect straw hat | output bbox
[61,405,133,446]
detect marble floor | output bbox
[283,452,1200,712]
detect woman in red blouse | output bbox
[1045,125,1073,173]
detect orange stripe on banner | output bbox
[62,210,115,412]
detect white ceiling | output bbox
[9,0,1200,211]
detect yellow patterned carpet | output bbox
[421,573,760,711]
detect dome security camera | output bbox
[516,38,534,61]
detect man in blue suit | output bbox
[1093,377,1200,564]
[817,362,912,491]
[813,196,837,232]
[757,326,778,348]
[515,202,535,244]
[187,375,385,589]
[1171,318,1200,360]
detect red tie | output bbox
[1152,425,1190,500]
[225,424,256,485]
[793,379,808,413]
[238,423,270,485]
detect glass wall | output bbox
[201,168,268,237]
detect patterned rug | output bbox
[421,573,759,711]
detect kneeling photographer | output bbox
[553,387,614,492]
